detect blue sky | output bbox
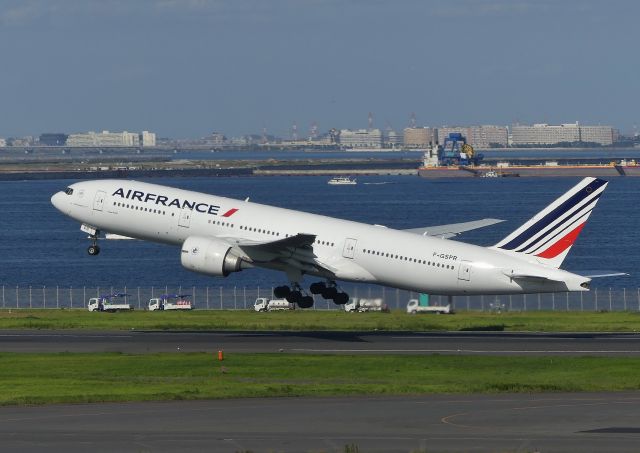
[0,0,638,138]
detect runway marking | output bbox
[441,412,473,428]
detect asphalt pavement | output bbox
[2,393,640,452]
[2,329,640,355]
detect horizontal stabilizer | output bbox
[404,218,504,239]
[573,270,629,278]
[502,270,562,283]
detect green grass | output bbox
[2,309,640,332]
[1,352,640,405]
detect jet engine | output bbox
[181,236,244,277]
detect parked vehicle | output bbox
[253,297,295,312]
[344,298,389,313]
[87,293,133,312]
[148,294,193,311]
[406,299,452,314]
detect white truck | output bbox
[148,294,193,311]
[87,294,133,312]
[344,298,390,313]
[253,297,295,312]
[406,299,452,315]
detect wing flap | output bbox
[220,233,336,275]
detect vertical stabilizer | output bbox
[492,177,608,268]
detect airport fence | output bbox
[1,285,640,312]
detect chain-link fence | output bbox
[1,285,639,312]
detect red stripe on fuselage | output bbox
[222,208,238,217]
[535,223,585,259]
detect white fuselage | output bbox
[51,179,590,295]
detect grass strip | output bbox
[1,352,640,405]
[2,309,640,332]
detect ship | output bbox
[418,140,640,178]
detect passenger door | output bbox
[342,238,357,259]
[178,207,193,228]
[92,190,106,211]
[457,260,471,281]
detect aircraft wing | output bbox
[234,233,316,251]
[404,218,504,239]
[220,233,336,276]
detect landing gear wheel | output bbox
[333,292,349,305]
[87,245,100,256]
[286,290,303,304]
[309,282,326,295]
[298,296,314,309]
[274,285,291,299]
[321,286,338,300]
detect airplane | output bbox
[51,177,618,308]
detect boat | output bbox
[328,176,357,185]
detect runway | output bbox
[2,329,640,355]
[2,393,640,452]
[3,331,640,451]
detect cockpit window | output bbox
[64,187,74,195]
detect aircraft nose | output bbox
[51,192,64,211]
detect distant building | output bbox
[140,130,156,147]
[578,125,614,146]
[468,125,509,148]
[383,130,403,148]
[511,123,614,146]
[436,125,508,148]
[403,127,435,148]
[202,132,227,147]
[66,130,157,147]
[338,129,383,149]
[0,138,6,147]
[39,133,68,146]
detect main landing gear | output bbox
[274,284,314,309]
[274,281,349,309]
[310,281,349,305]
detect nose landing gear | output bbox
[87,234,100,256]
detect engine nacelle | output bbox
[181,236,243,277]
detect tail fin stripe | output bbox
[513,198,598,254]
[535,223,586,259]
[522,210,592,255]
[498,178,606,251]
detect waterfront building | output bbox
[435,125,507,148]
[201,132,227,147]
[338,129,383,149]
[0,138,5,147]
[469,125,509,148]
[403,127,435,148]
[140,130,156,147]
[66,130,157,147]
[579,125,614,146]
[511,123,614,146]
[384,129,403,148]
